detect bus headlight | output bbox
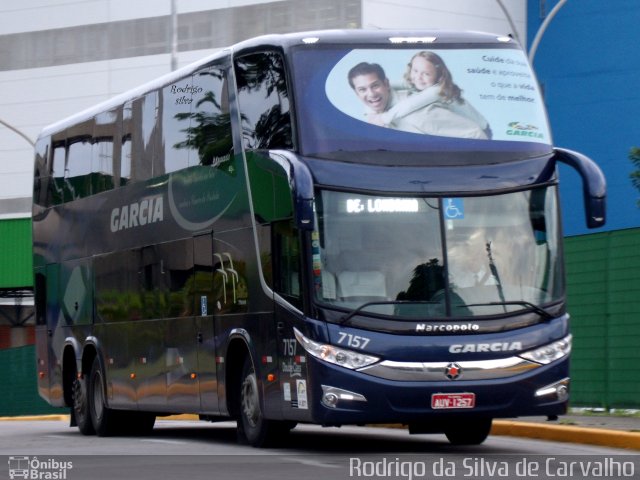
[519,334,572,365]
[294,328,380,370]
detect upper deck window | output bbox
[234,51,293,150]
[291,45,552,162]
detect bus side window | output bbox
[50,140,66,205]
[121,102,133,186]
[189,65,233,166]
[92,110,116,194]
[66,135,92,200]
[273,220,302,309]
[33,137,50,208]
[161,78,193,173]
[234,51,293,150]
[129,91,158,182]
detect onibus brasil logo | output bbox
[8,456,73,479]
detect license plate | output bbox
[431,393,476,409]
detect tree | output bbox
[630,147,640,206]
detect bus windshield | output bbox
[291,45,552,162]
[313,187,562,319]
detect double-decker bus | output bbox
[33,30,606,446]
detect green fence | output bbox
[566,227,640,409]
[0,218,32,289]
[0,345,60,416]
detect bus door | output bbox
[272,220,311,418]
[193,232,218,414]
[209,230,252,415]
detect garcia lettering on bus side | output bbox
[110,195,164,232]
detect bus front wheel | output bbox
[237,356,292,447]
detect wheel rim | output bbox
[241,369,260,428]
[91,370,104,420]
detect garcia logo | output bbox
[506,121,543,139]
[110,195,164,233]
[449,342,522,353]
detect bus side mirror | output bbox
[554,147,606,229]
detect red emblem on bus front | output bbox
[445,363,462,380]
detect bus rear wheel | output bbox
[237,357,292,447]
[444,418,492,445]
[88,356,120,437]
[72,373,95,435]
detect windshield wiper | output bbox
[463,301,555,321]
[340,300,439,326]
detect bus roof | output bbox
[37,29,516,140]
[232,28,515,51]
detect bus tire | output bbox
[88,356,119,437]
[444,418,492,445]
[237,356,290,447]
[72,373,95,435]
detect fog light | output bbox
[535,377,570,401]
[323,392,339,408]
[556,384,569,401]
[321,385,367,409]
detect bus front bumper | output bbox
[303,354,570,426]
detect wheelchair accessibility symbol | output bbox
[444,198,464,219]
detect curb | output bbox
[492,420,640,451]
[0,415,69,422]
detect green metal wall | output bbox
[0,345,59,416]
[0,218,32,288]
[566,228,640,408]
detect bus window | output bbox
[156,240,195,318]
[121,102,133,186]
[234,51,293,150]
[66,136,92,200]
[95,250,139,322]
[33,137,50,208]
[161,78,193,173]
[92,110,116,194]
[130,91,157,182]
[273,220,302,308]
[193,234,214,317]
[50,140,66,205]
[188,65,233,167]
